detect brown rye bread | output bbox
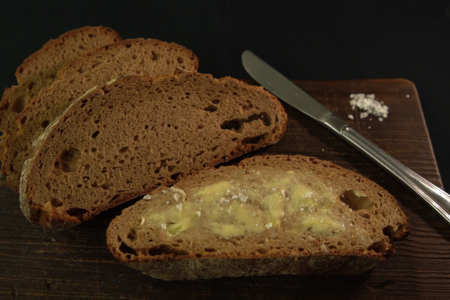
[106,155,410,280]
[20,73,288,230]
[3,38,199,191]
[0,26,121,135]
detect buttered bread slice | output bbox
[107,155,410,280]
[20,73,287,230]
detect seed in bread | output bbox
[2,38,199,192]
[106,155,410,280]
[20,73,288,230]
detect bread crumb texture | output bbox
[20,73,287,230]
[107,155,410,280]
[2,37,199,192]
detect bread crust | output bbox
[20,73,287,229]
[106,155,409,280]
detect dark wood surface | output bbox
[1,79,448,299]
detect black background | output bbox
[0,1,448,190]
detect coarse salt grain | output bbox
[173,193,180,201]
[220,197,229,204]
[143,195,151,199]
[265,223,273,229]
[161,223,166,229]
[176,203,183,211]
[348,114,354,120]
[238,193,248,202]
[349,93,389,121]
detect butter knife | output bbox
[242,50,450,225]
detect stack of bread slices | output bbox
[0,26,409,281]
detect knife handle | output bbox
[323,114,450,225]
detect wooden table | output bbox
[1,79,448,299]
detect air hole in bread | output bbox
[127,228,137,241]
[41,120,50,128]
[204,105,217,113]
[221,120,241,131]
[211,146,218,152]
[362,213,370,219]
[196,253,202,258]
[133,135,139,141]
[172,243,180,247]
[151,51,158,61]
[50,198,63,208]
[340,190,373,211]
[55,147,82,173]
[19,116,27,125]
[110,194,120,203]
[204,248,217,252]
[177,57,184,63]
[119,242,138,257]
[212,99,220,104]
[66,207,88,219]
[367,241,389,254]
[92,131,100,138]
[221,113,271,132]
[383,225,396,241]
[11,96,26,113]
[257,248,268,254]
[148,244,189,256]
[132,54,137,60]
[101,182,112,189]
[119,147,129,153]
[242,134,267,145]
[80,99,88,108]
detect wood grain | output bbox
[1,79,448,300]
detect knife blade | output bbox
[242,50,450,226]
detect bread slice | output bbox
[0,26,121,135]
[2,38,199,191]
[19,73,287,230]
[106,155,410,281]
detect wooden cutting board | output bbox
[1,79,449,300]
